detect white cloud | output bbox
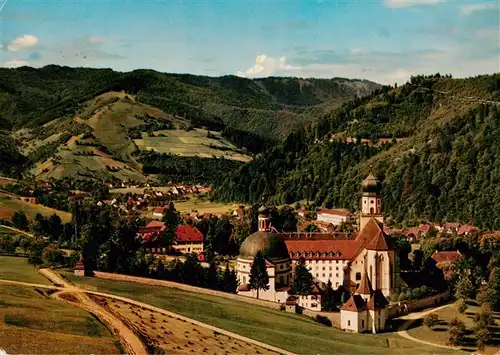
[460,3,498,16]
[235,47,499,85]
[88,36,107,44]
[1,59,29,68]
[7,34,39,52]
[236,54,301,77]
[383,0,443,8]
[350,48,363,55]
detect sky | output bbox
[0,0,498,84]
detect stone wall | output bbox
[94,271,281,310]
[388,290,451,318]
[301,309,341,328]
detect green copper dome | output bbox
[362,173,382,193]
[239,231,290,262]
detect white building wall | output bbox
[317,213,347,226]
[340,310,360,332]
[297,294,322,311]
[294,259,347,288]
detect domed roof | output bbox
[258,205,270,215]
[362,173,382,193]
[239,231,290,262]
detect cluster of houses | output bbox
[297,207,481,243]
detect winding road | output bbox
[396,303,464,352]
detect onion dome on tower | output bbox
[362,173,382,193]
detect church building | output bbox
[235,173,398,329]
[285,173,400,298]
[236,206,292,303]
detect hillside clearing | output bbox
[168,196,246,215]
[63,273,452,354]
[134,128,252,162]
[0,193,72,222]
[407,302,500,354]
[0,256,51,285]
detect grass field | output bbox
[63,272,453,354]
[134,128,252,162]
[408,302,500,354]
[0,284,121,354]
[92,295,275,354]
[0,193,72,222]
[173,196,246,215]
[0,256,51,285]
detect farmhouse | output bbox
[316,208,353,226]
[139,221,204,256]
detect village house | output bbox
[139,221,204,256]
[316,208,354,226]
[20,196,38,204]
[152,206,165,218]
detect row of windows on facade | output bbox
[290,251,343,258]
[313,265,341,271]
[315,272,341,278]
[241,263,290,270]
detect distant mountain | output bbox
[214,73,500,229]
[0,66,379,182]
[0,66,379,142]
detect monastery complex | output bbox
[236,173,401,333]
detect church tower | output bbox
[359,173,384,230]
[258,206,271,232]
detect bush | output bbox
[315,315,332,327]
[279,304,286,311]
[391,293,400,302]
[424,313,439,328]
[457,299,468,313]
[42,245,65,267]
[398,293,407,302]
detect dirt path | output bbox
[396,303,463,352]
[0,225,33,237]
[39,269,148,355]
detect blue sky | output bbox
[0,0,498,84]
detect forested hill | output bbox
[0,66,379,143]
[213,73,500,230]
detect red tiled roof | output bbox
[175,225,203,243]
[356,272,373,295]
[317,209,352,217]
[285,239,361,260]
[366,231,389,251]
[431,251,463,263]
[284,218,390,261]
[340,294,367,312]
[458,225,479,234]
[238,284,250,292]
[444,222,460,230]
[276,286,292,292]
[147,220,166,229]
[153,207,165,214]
[419,224,432,232]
